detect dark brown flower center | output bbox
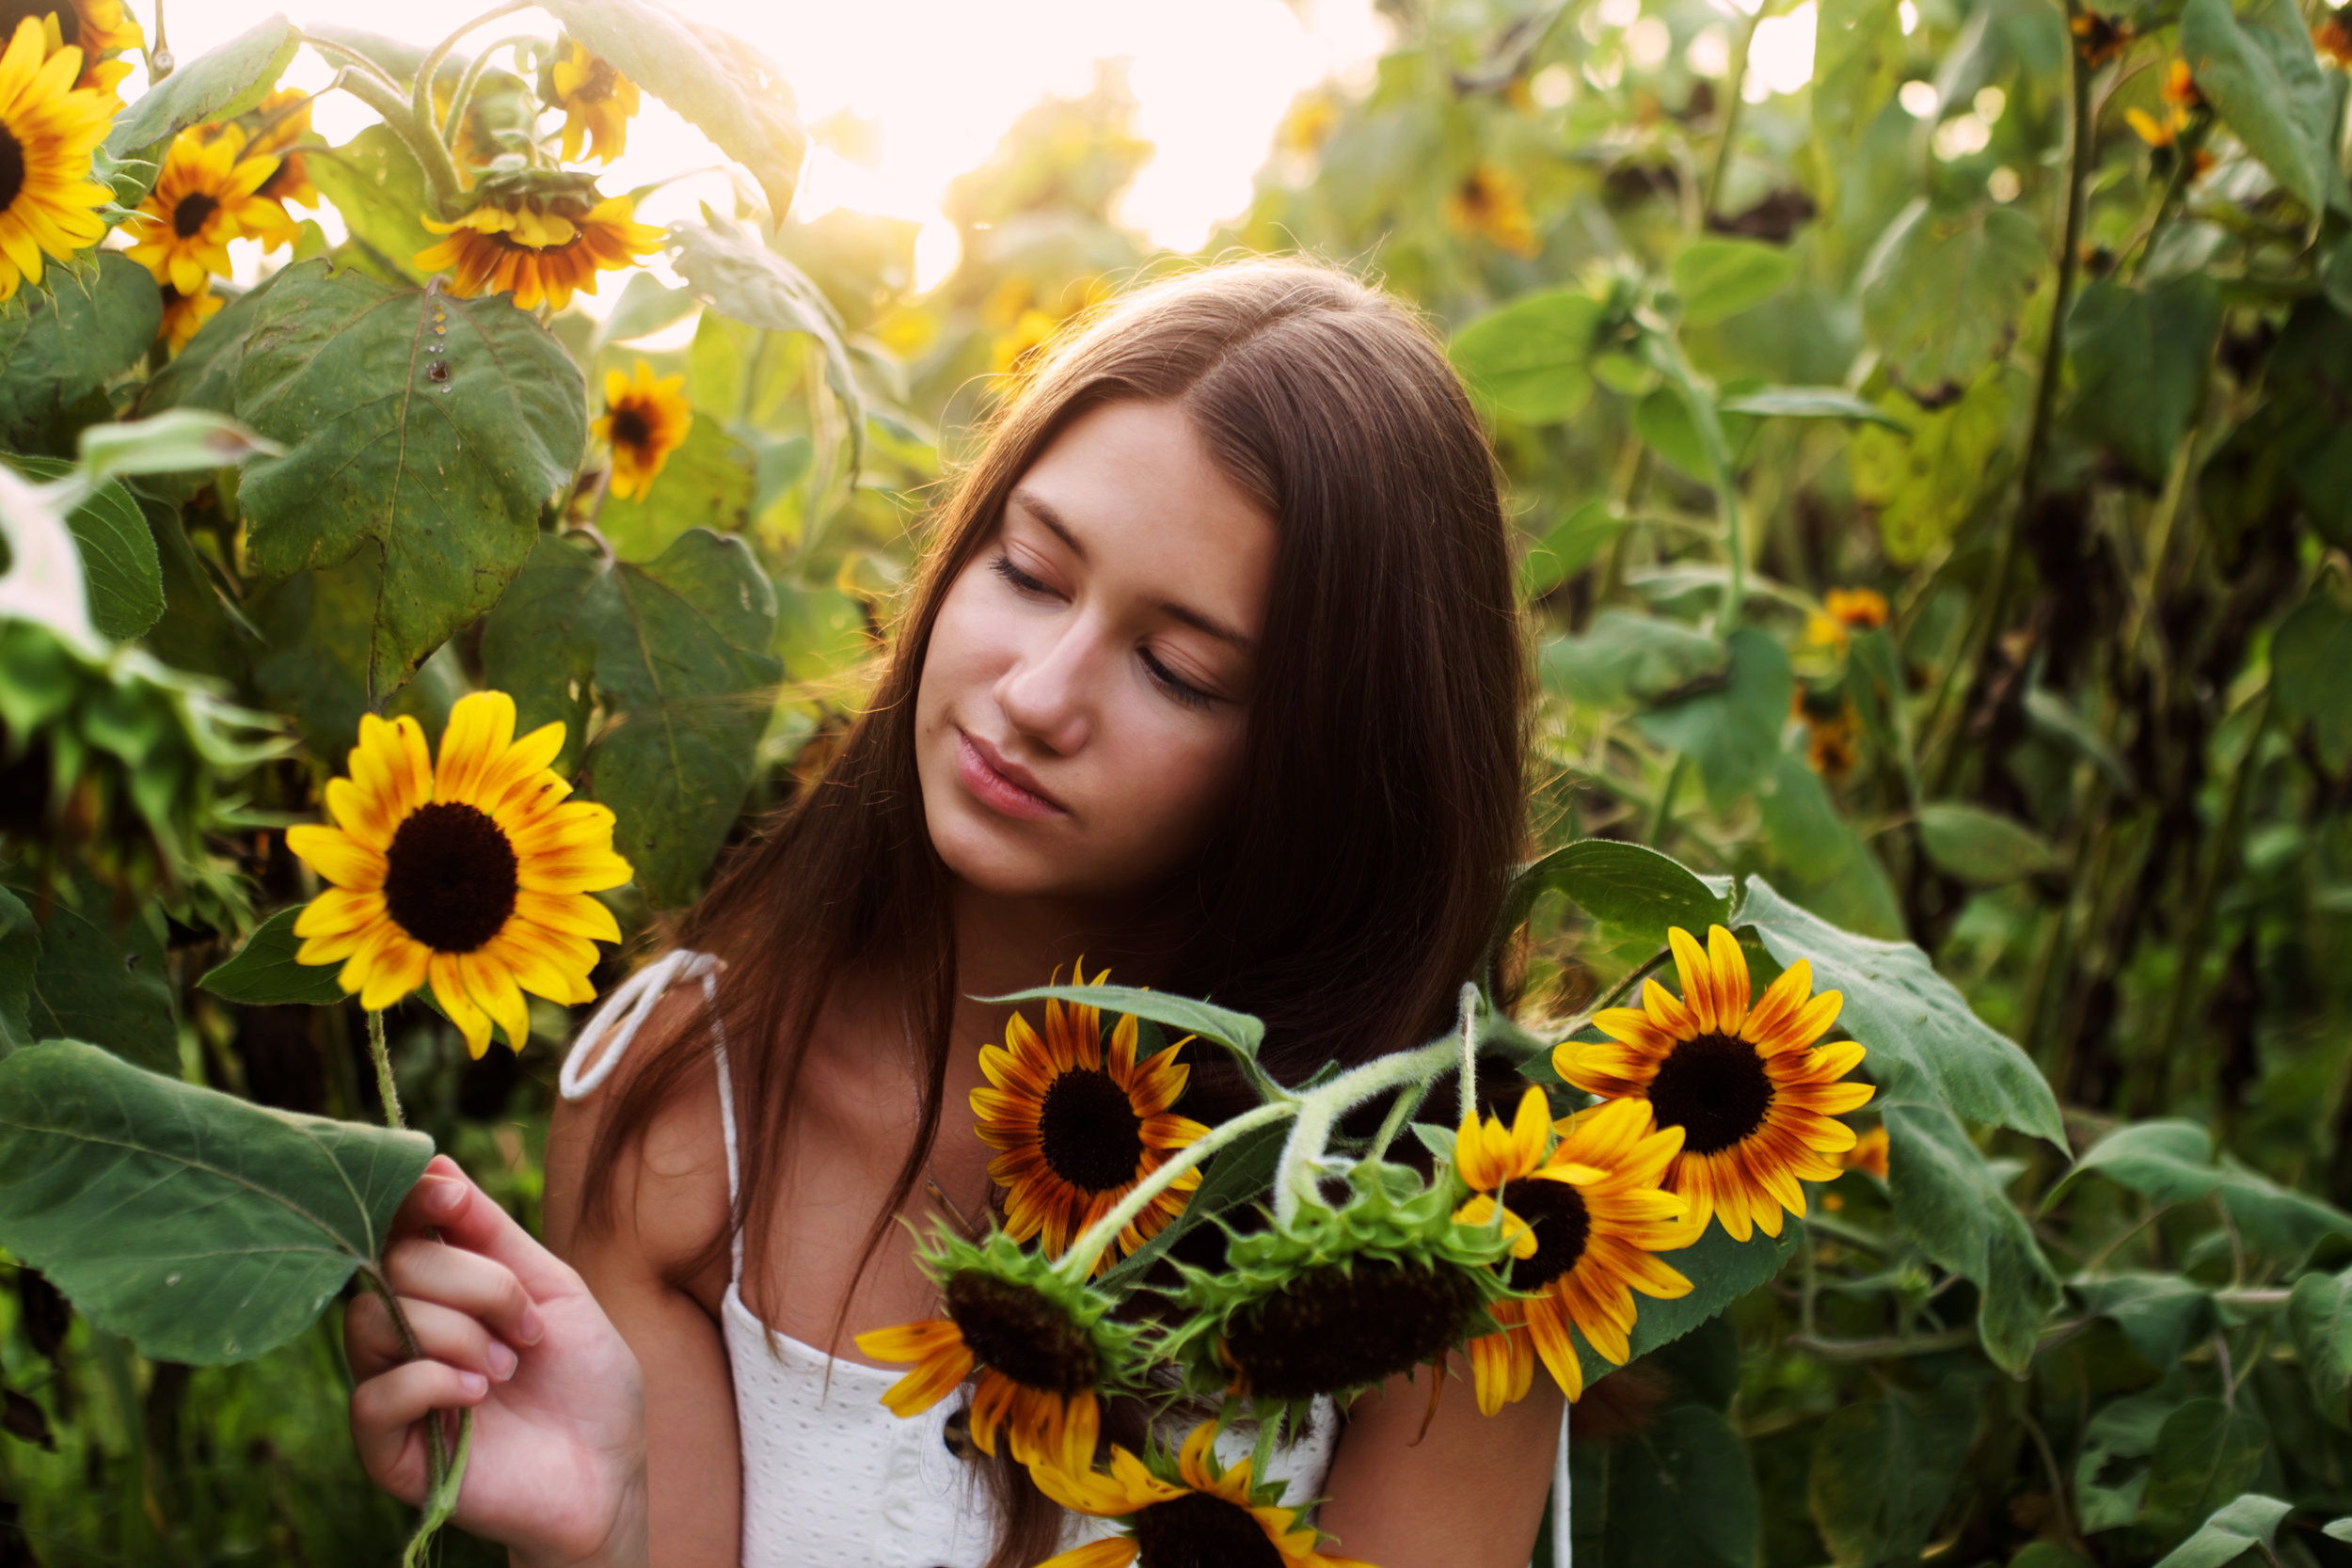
[1133,1492,1285,1568]
[1037,1067,1143,1194]
[1225,1257,1480,1401]
[609,404,651,451]
[578,56,619,103]
[172,191,218,240]
[1505,1179,1592,1291]
[0,126,24,214]
[382,800,519,954]
[944,1272,1098,1397]
[258,155,297,200]
[1647,1031,1773,1155]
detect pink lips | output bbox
[955,729,1068,821]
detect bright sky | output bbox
[135,0,1393,295]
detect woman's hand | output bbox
[346,1154,650,1568]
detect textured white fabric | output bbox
[563,953,1341,1567]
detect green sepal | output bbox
[913,1226,1148,1402]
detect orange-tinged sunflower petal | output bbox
[1034,1541,1138,1568]
[285,823,387,891]
[515,889,621,943]
[356,928,433,1011]
[434,690,517,803]
[294,886,385,941]
[428,952,496,1058]
[455,949,531,1053]
[878,1340,974,1418]
[1667,927,1720,1034]
[1744,958,1814,1039]
[1706,924,1751,1028]
[1525,1294,1585,1401]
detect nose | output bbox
[995,611,1098,757]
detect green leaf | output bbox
[1499,840,1732,955]
[592,272,698,354]
[1719,386,1909,428]
[102,17,299,203]
[301,124,437,286]
[1885,1101,2061,1370]
[2074,1273,2217,1370]
[26,890,176,1075]
[1859,200,2045,394]
[1095,1116,1287,1291]
[2065,277,2222,485]
[1849,370,2015,565]
[1539,610,1727,707]
[1738,875,2065,1143]
[198,907,348,1007]
[1915,800,2058,884]
[1636,626,1793,809]
[1588,1220,1799,1385]
[1807,1385,1984,1566]
[481,530,779,907]
[2274,590,2352,765]
[2024,686,2135,794]
[594,418,755,561]
[2,458,161,642]
[1573,1402,1760,1568]
[2288,1268,2352,1429]
[537,1,807,224]
[144,259,588,699]
[2077,1392,2176,1532]
[1634,385,1756,483]
[2152,1495,2293,1568]
[2060,1120,2352,1258]
[0,1039,432,1365]
[1757,753,1905,940]
[0,887,39,1056]
[669,216,865,483]
[1447,290,1605,424]
[2328,1517,2352,1544]
[986,983,1267,1065]
[1673,240,1797,327]
[1517,499,1628,601]
[75,412,278,486]
[2143,1401,2270,1539]
[0,256,163,446]
[2181,0,2344,214]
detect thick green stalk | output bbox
[303,37,467,216]
[1703,3,1773,221]
[438,33,542,147]
[367,1008,404,1130]
[409,0,532,147]
[1055,1099,1298,1283]
[1273,1034,1471,1224]
[1454,985,1481,1127]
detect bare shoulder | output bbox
[545,982,732,1304]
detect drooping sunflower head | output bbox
[124,123,282,295]
[286,690,632,1057]
[1454,1090,1692,1408]
[1166,1162,1516,1418]
[157,279,223,354]
[595,358,691,502]
[974,967,1209,1275]
[1556,925,1874,1244]
[0,0,138,99]
[855,1228,1139,1472]
[0,15,114,303]
[414,174,663,313]
[1027,1419,1376,1568]
[547,37,639,165]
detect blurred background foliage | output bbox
[8,0,2352,1560]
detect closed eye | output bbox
[990,554,1054,597]
[1139,646,1216,711]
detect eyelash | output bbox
[989,554,1218,712]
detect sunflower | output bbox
[1442,162,1540,258]
[287,690,632,1058]
[1804,585,1888,650]
[1453,1089,1692,1406]
[240,89,319,220]
[414,186,662,313]
[123,124,282,295]
[2320,9,2352,69]
[973,972,1209,1275]
[0,0,139,100]
[855,1229,1138,1473]
[157,280,222,353]
[2127,60,2207,150]
[595,358,692,502]
[0,17,112,304]
[1029,1420,1377,1568]
[1558,926,1874,1243]
[549,38,639,165]
[2068,11,2132,68]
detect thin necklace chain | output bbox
[903,999,991,1242]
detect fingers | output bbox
[346,1289,519,1384]
[398,1154,582,1306]
[384,1233,544,1352]
[350,1360,489,1502]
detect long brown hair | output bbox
[580,257,1530,1563]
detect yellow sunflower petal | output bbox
[428,952,494,1058]
[435,690,517,804]
[284,823,387,891]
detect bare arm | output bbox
[544,993,743,1568]
[1313,1354,1564,1568]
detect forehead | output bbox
[1008,400,1278,631]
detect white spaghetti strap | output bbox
[558,947,723,1100]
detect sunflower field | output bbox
[3,0,2352,1560]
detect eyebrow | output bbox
[1007,487,1258,653]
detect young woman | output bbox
[343,258,1560,1568]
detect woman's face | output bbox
[914,399,1277,907]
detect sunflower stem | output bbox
[1272,1034,1470,1226]
[409,0,532,151]
[1055,1098,1300,1284]
[367,1008,405,1131]
[1366,1076,1431,1164]
[360,1267,452,1543]
[1455,984,1482,1128]
[307,40,467,216]
[438,33,541,150]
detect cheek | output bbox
[916,574,1013,721]
[1093,709,1249,862]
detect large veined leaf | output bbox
[1539,609,1727,707]
[1448,290,1606,424]
[2181,0,2344,214]
[101,17,299,203]
[0,1040,433,1365]
[2288,1267,2352,1430]
[1517,499,1629,601]
[1498,839,1732,957]
[538,1,807,224]
[1636,626,1793,809]
[1721,386,1908,427]
[1672,240,1796,327]
[1885,1101,2062,1370]
[1859,200,2045,394]
[25,891,176,1075]
[1737,875,2065,1143]
[1849,369,2016,564]
[1807,1385,1983,1566]
[1572,1402,1760,1568]
[2058,1119,2352,1259]
[2152,1495,2294,1568]
[2,458,161,642]
[144,260,588,699]
[2065,277,2222,486]
[2073,1273,2217,1369]
[1915,800,2060,884]
[1757,754,1905,940]
[0,257,164,446]
[300,124,438,287]
[2143,1401,2270,1540]
[2076,1392,2176,1531]
[480,530,779,907]
[198,907,349,1007]
[1810,0,1907,219]
[989,982,1268,1066]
